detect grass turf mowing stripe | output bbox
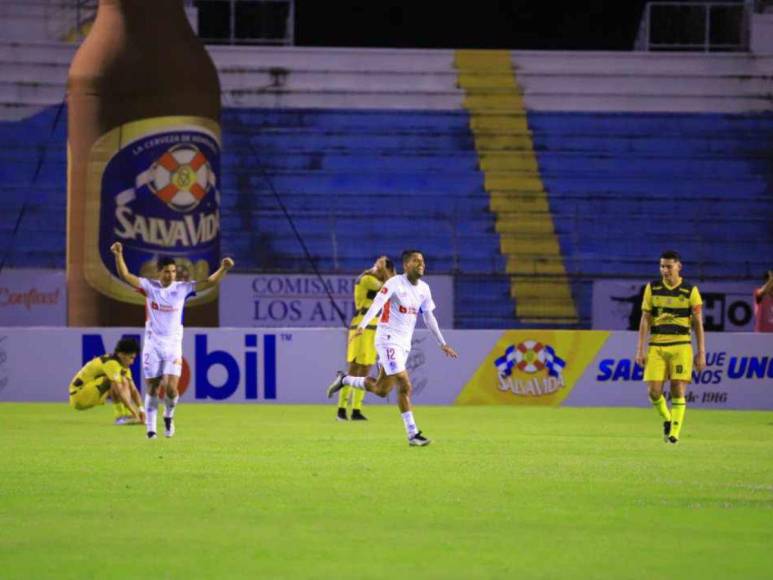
[0,404,771,579]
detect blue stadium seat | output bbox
[1,105,771,328]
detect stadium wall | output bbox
[0,271,454,328]
[0,328,770,409]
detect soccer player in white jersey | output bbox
[327,249,458,446]
[110,242,234,439]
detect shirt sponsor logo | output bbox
[149,301,177,313]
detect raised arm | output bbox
[110,242,142,290]
[196,257,235,292]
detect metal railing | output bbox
[193,0,294,45]
[635,1,752,51]
[2,0,294,46]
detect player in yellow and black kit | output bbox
[636,251,706,444]
[336,256,395,421]
[69,338,146,425]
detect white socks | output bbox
[145,394,159,433]
[343,376,366,389]
[164,395,179,419]
[401,411,418,438]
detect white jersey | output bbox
[138,278,196,341]
[373,274,436,349]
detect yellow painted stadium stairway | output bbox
[455,50,578,324]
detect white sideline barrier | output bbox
[0,328,770,409]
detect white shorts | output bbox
[143,336,183,380]
[376,343,410,376]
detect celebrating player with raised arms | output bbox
[111,242,234,439]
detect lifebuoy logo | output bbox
[147,144,214,213]
[494,340,567,396]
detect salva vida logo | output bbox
[494,340,567,396]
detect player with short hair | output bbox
[335,255,396,421]
[635,250,706,444]
[111,242,234,439]
[327,250,458,446]
[69,338,145,424]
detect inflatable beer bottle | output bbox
[67,0,221,326]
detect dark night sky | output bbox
[294,0,652,50]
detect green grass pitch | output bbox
[1,403,771,579]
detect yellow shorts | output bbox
[69,378,112,410]
[644,343,693,383]
[347,328,377,366]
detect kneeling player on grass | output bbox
[68,338,145,425]
[635,250,706,444]
[327,250,458,446]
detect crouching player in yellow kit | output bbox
[336,256,395,421]
[69,338,146,425]
[636,251,706,444]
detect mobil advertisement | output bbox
[219,274,453,328]
[0,328,770,409]
[0,328,342,404]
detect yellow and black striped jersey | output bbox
[350,272,383,330]
[642,278,702,346]
[69,355,132,389]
